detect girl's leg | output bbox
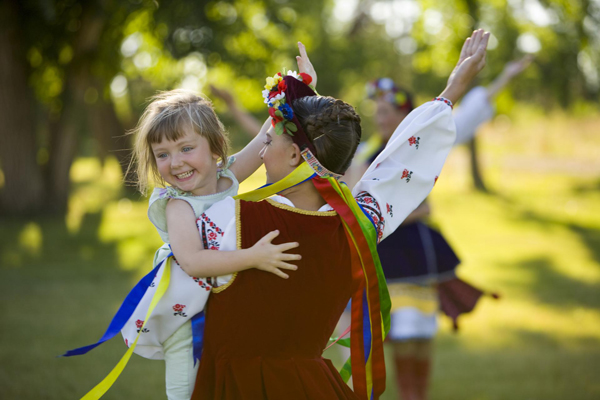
[392,339,432,400]
[163,321,199,400]
[414,340,433,400]
[392,340,417,400]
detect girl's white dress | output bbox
[121,166,238,400]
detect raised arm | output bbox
[210,85,263,137]
[166,199,300,278]
[227,117,271,184]
[453,55,533,145]
[353,30,490,241]
[486,55,533,99]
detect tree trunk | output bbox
[45,5,106,213]
[0,0,45,216]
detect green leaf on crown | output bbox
[274,110,283,118]
[274,121,284,136]
[285,122,298,133]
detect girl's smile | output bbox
[151,127,220,196]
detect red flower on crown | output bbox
[278,80,287,91]
[268,107,283,123]
[299,73,312,85]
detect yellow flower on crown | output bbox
[265,77,276,90]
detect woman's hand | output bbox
[440,29,490,104]
[248,230,301,279]
[296,42,317,89]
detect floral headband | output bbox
[262,71,342,179]
[366,77,414,112]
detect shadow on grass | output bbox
[498,256,600,310]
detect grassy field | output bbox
[1,111,599,399]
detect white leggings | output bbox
[163,321,199,400]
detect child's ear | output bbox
[212,153,220,161]
[288,143,302,167]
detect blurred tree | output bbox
[1,0,597,216]
[0,0,141,216]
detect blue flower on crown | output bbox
[278,103,294,120]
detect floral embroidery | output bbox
[125,338,128,346]
[401,169,413,182]
[355,191,385,243]
[434,176,439,185]
[173,304,188,317]
[193,277,212,291]
[135,319,149,333]
[408,136,420,149]
[159,185,191,199]
[386,203,394,218]
[198,213,224,251]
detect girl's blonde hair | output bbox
[128,89,229,194]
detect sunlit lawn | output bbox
[1,111,599,399]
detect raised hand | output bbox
[209,84,235,106]
[502,55,534,79]
[440,29,490,104]
[296,42,317,89]
[249,230,301,279]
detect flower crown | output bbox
[262,70,313,136]
[366,77,413,112]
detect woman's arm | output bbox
[166,199,301,278]
[353,30,489,242]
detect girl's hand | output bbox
[296,42,317,89]
[440,29,490,104]
[249,230,301,279]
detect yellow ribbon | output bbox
[234,162,315,201]
[80,257,172,400]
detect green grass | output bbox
[1,111,599,399]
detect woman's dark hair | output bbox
[293,96,362,174]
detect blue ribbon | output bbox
[191,311,206,366]
[60,253,173,357]
[362,288,372,363]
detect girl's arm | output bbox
[227,118,271,184]
[166,199,301,278]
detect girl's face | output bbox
[259,128,298,184]
[151,126,219,196]
[375,98,409,141]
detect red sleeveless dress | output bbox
[191,199,359,400]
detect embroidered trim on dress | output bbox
[355,191,385,243]
[265,198,337,216]
[300,148,343,179]
[212,200,241,293]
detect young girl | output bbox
[66,90,301,400]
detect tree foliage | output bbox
[0,0,597,216]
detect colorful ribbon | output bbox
[60,253,172,358]
[80,257,172,399]
[191,311,206,366]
